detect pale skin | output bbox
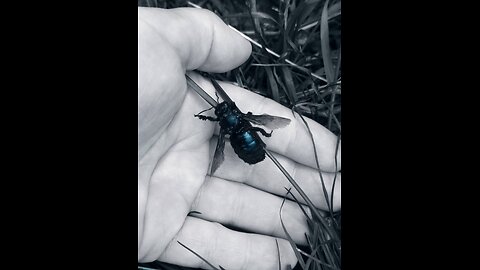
[138,7,341,270]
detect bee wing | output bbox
[210,131,226,175]
[208,76,290,129]
[243,113,291,130]
[208,76,234,104]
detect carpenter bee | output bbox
[193,75,291,174]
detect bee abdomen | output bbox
[230,131,266,164]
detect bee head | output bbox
[215,102,232,116]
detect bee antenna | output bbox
[195,106,215,117]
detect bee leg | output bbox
[215,91,220,103]
[194,106,218,121]
[247,126,273,137]
[194,114,219,122]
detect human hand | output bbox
[138,7,341,270]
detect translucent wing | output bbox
[186,74,218,107]
[208,76,234,104]
[243,112,291,130]
[210,131,226,175]
[208,76,290,129]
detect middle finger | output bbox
[209,136,341,212]
[190,176,310,245]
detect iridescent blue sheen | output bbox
[226,115,238,126]
[242,132,257,151]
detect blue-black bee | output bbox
[193,76,291,174]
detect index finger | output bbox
[188,73,341,172]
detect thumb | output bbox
[138,7,252,72]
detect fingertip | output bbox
[139,7,252,73]
[196,13,253,72]
[277,238,299,269]
[169,7,252,72]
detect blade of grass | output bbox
[279,0,292,59]
[320,0,334,83]
[226,25,328,83]
[326,82,341,130]
[294,102,331,111]
[279,194,306,269]
[283,0,291,31]
[234,69,245,88]
[286,38,301,55]
[246,0,271,56]
[283,187,313,224]
[319,0,339,131]
[269,126,341,267]
[312,223,337,270]
[186,1,202,9]
[285,186,338,265]
[185,74,218,107]
[296,247,340,270]
[272,67,290,103]
[281,66,298,104]
[224,12,279,25]
[284,0,316,34]
[334,47,341,82]
[299,1,342,31]
[251,63,291,67]
[177,241,222,270]
[265,66,280,102]
[313,91,342,132]
[138,267,157,270]
[283,186,340,267]
[292,115,339,266]
[282,0,309,56]
[138,261,191,270]
[228,24,281,57]
[305,256,313,269]
[265,150,338,244]
[311,215,320,247]
[292,111,333,217]
[329,134,341,229]
[310,108,341,119]
[309,211,338,268]
[208,0,226,16]
[242,30,281,35]
[275,238,282,270]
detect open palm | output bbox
[138,7,341,270]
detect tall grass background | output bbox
[138,0,341,269]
